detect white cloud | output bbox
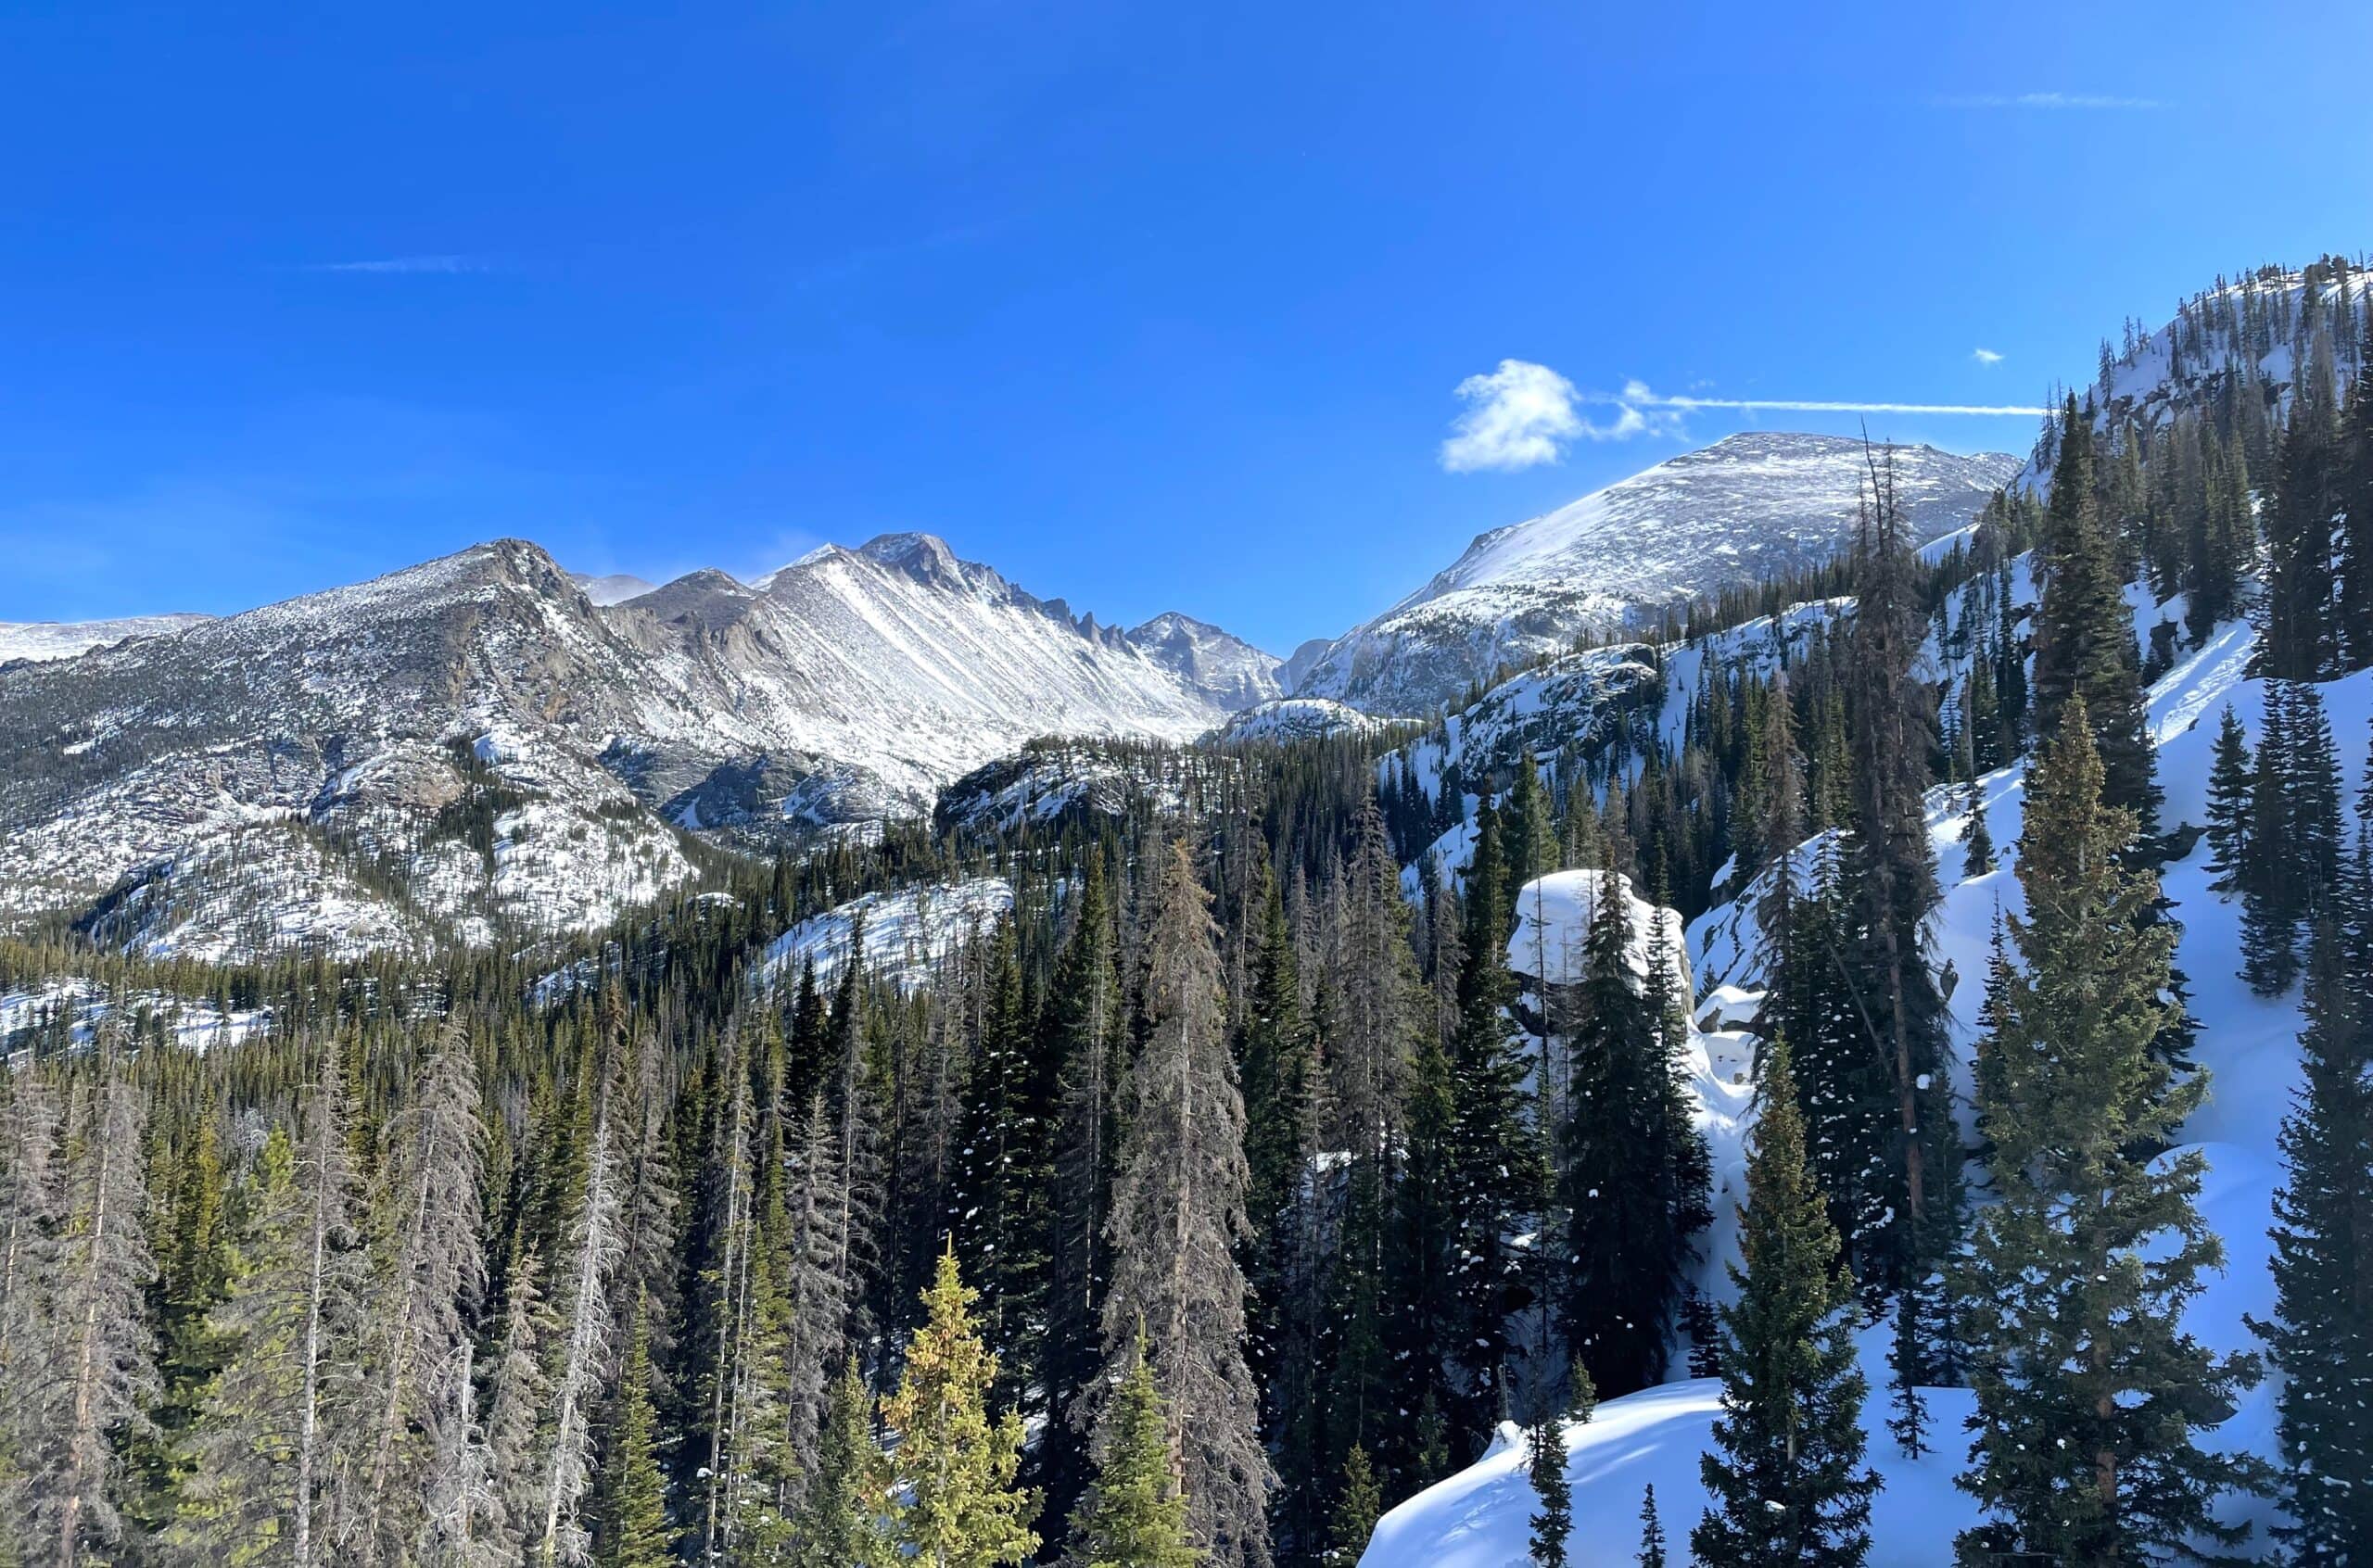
[1440,361,1691,472]
[304,254,489,275]
[1932,92,2162,110]
[1584,385,2048,418]
[1440,360,1582,472]
[1972,348,2004,365]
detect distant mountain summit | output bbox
[0,613,213,664]
[0,532,1275,956]
[1295,432,2018,714]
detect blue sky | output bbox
[4,1,2367,652]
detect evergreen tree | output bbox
[595,1301,674,1568]
[2202,704,2253,891]
[1636,1486,1667,1568]
[788,1357,882,1568]
[25,1032,157,1567]
[1961,774,1994,878]
[356,1022,488,1563]
[174,1038,368,1568]
[1445,805,1546,1447]
[2256,899,2373,1562]
[1321,1447,1378,1568]
[1560,867,1708,1397]
[1956,701,2267,1562]
[2032,396,2160,827]
[876,1246,1039,1568]
[1098,842,1274,1568]
[1692,1040,1877,1568]
[1074,1322,1201,1568]
[948,918,1054,1406]
[1838,449,1960,1294]
[1525,1403,1571,1568]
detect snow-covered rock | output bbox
[1126,612,1285,710]
[760,877,1015,992]
[1299,434,2015,714]
[1203,697,1385,745]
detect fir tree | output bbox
[1692,1040,1877,1568]
[1525,1403,1571,1568]
[1445,805,1547,1447]
[1961,774,1994,878]
[788,1356,882,1568]
[1957,701,2267,1562]
[174,1038,368,1568]
[595,1301,674,1568]
[876,1246,1039,1568]
[1074,1321,1202,1568]
[1636,1486,1667,1568]
[1321,1446,1378,1568]
[2202,704,2253,891]
[356,1022,488,1563]
[2255,903,2373,1562]
[1839,447,1960,1293]
[26,1032,157,1567]
[2032,397,2160,827]
[1561,866,1708,1397]
[1098,842,1273,1568]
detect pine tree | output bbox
[1445,805,1546,1446]
[1525,1401,1571,1568]
[2032,397,2160,827]
[2202,704,2253,891]
[1692,1040,1877,1568]
[1098,842,1273,1568]
[174,1037,368,1568]
[1074,1321,1201,1568]
[788,1356,882,1568]
[26,1031,157,1567]
[1321,1447,1378,1568]
[1961,774,1994,878]
[2256,898,2373,1562]
[595,1301,674,1568]
[1956,700,2267,1562]
[1560,867,1708,1397]
[356,1023,488,1563]
[1636,1486,1667,1568]
[877,1246,1039,1568]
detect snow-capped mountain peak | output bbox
[1295,432,2018,715]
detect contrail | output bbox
[1586,391,2050,418]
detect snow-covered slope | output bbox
[0,613,212,664]
[1298,434,2015,714]
[613,532,1253,828]
[2018,256,2368,493]
[1365,591,2337,1563]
